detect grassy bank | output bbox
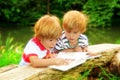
[0,34,23,67]
[0,34,120,79]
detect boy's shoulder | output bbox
[62,31,65,34]
[80,34,87,37]
[79,34,88,40]
[61,31,66,38]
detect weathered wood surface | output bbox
[0,43,120,80]
[0,64,18,73]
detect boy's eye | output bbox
[66,32,70,33]
[49,39,57,42]
[66,31,71,33]
[74,32,78,34]
[49,39,53,41]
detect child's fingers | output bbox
[51,53,57,58]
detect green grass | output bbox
[116,38,120,44]
[61,66,120,80]
[0,34,23,67]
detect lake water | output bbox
[86,26,120,45]
[0,26,120,46]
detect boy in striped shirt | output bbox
[53,10,88,53]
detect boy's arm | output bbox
[53,38,65,53]
[74,46,85,52]
[29,56,68,68]
[79,34,89,47]
[75,34,88,52]
[59,48,75,52]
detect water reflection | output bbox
[0,27,34,45]
[0,26,120,45]
[86,27,120,45]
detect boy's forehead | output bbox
[65,28,79,32]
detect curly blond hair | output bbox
[62,10,88,33]
[34,15,62,40]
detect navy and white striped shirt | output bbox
[53,31,88,52]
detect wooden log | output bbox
[0,43,120,80]
[0,65,47,80]
[0,64,18,73]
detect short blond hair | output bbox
[109,51,120,75]
[34,15,62,40]
[62,10,88,33]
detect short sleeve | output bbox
[78,34,89,48]
[23,40,46,62]
[54,38,65,52]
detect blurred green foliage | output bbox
[0,0,120,27]
[0,34,23,67]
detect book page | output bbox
[49,52,101,71]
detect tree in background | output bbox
[0,0,120,27]
[83,0,120,27]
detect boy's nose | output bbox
[70,33,73,37]
[52,41,56,46]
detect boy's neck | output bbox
[69,40,78,48]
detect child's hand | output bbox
[54,58,69,66]
[82,47,88,52]
[74,46,82,52]
[50,53,57,58]
[74,46,88,52]
[44,53,57,59]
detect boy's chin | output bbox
[69,40,75,43]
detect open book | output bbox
[49,52,101,71]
